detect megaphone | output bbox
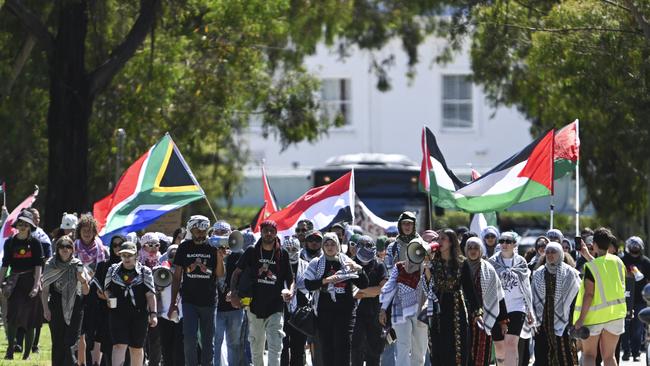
[406,240,439,264]
[229,230,244,252]
[153,266,173,288]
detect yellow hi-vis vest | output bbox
[573,254,627,326]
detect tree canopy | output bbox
[1,0,649,235]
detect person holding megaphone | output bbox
[378,237,432,366]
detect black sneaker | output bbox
[4,350,13,360]
[633,356,641,362]
[31,345,39,354]
[13,344,22,353]
[623,353,630,361]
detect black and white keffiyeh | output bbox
[532,262,580,336]
[304,252,353,315]
[489,253,535,338]
[105,262,155,308]
[479,260,504,334]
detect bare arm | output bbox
[228,267,243,308]
[146,291,158,327]
[216,249,226,279]
[30,266,42,297]
[169,265,182,308]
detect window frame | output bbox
[440,73,475,133]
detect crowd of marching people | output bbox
[0,206,649,366]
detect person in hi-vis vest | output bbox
[573,227,627,366]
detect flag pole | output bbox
[549,197,555,230]
[203,196,219,223]
[2,182,5,208]
[575,119,580,237]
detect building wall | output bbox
[236,37,585,213]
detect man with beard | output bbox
[384,211,419,270]
[351,235,388,366]
[168,215,225,366]
[300,230,323,262]
[229,220,295,366]
[621,236,650,361]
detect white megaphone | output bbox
[406,239,439,264]
[152,266,173,288]
[228,230,244,252]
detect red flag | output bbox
[255,172,355,236]
[0,189,38,254]
[252,164,279,232]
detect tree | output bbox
[468,0,650,235]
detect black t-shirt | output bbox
[106,264,153,312]
[304,259,369,311]
[622,254,650,304]
[355,258,388,315]
[236,244,294,318]
[2,235,44,272]
[217,252,242,312]
[173,240,218,306]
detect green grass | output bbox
[0,325,52,366]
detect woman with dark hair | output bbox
[171,227,186,246]
[42,235,91,365]
[75,214,110,366]
[0,210,44,360]
[426,229,482,366]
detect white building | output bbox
[236,37,580,215]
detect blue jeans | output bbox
[182,302,216,366]
[381,343,396,366]
[622,302,646,356]
[213,309,244,366]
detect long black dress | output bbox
[428,258,481,366]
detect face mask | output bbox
[288,250,300,263]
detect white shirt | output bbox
[500,257,527,313]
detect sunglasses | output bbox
[498,239,514,244]
[58,245,73,250]
[295,228,307,233]
[144,243,160,248]
[484,234,496,239]
[353,242,375,249]
[120,253,135,258]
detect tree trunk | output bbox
[44,1,92,231]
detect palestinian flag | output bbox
[94,133,205,241]
[419,126,466,208]
[452,130,555,213]
[554,120,580,179]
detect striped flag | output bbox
[420,128,555,213]
[255,171,355,237]
[554,120,580,179]
[94,134,205,241]
[252,164,280,232]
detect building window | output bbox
[321,78,351,126]
[442,75,473,129]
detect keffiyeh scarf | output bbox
[532,263,580,336]
[304,252,353,315]
[489,254,535,338]
[288,258,311,313]
[42,256,85,325]
[105,262,155,308]
[75,237,106,267]
[478,260,504,334]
